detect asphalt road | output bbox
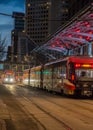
[0,84,93,130]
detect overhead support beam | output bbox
[70,32,93,38]
[62,36,89,45]
[59,39,71,50]
[47,46,67,52]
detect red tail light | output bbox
[75,64,81,68]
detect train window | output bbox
[43,68,52,79]
[67,63,74,80]
[53,67,58,79]
[61,66,66,78]
[75,69,93,79]
[54,65,66,79]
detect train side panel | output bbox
[43,67,53,91]
[30,66,42,88]
[43,61,66,93]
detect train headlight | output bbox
[4,78,8,82]
[10,78,14,82]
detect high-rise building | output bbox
[6,46,12,61]
[25,0,92,64]
[17,32,35,62]
[26,0,50,45]
[11,12,25,62]
[12,12,25,30]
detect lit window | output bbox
[28,3,30,7]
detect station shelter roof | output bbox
[36,3,93,58]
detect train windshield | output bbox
[75,69,93,81]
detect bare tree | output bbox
[0,34,6,60]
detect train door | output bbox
[52,65,62,93]
[67,62,75,83]
[62,62,75,95]
[40,67,43,89]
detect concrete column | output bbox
[88,43,92,56]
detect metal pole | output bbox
[28,65,30,86]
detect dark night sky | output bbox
[0,0,25,46]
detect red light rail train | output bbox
[23,56,93,97]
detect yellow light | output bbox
[82,64,90,67]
